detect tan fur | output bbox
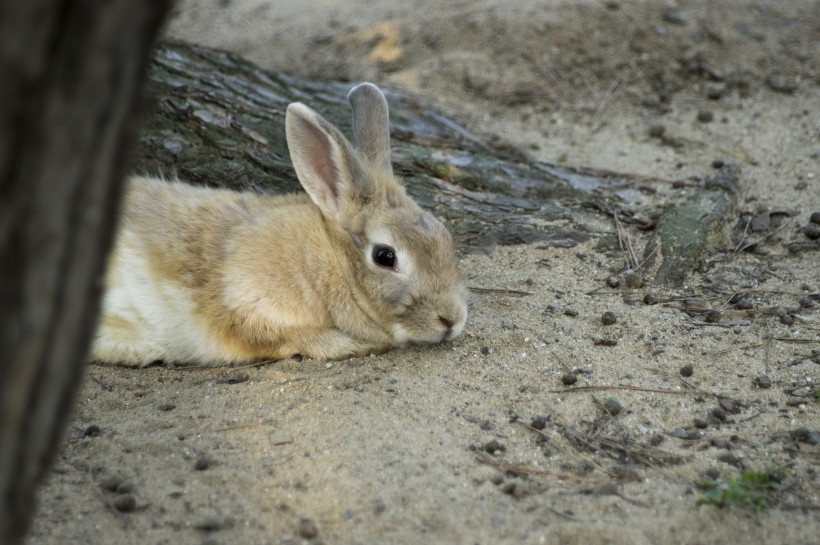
[92,83,467,366]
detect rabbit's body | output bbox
[92,83,467,366]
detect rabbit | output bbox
[91,82,468,366]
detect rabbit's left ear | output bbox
[348,82,393,175]
[285,103,369,221]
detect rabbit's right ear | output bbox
[348,83,392,175]
[286,103,369,221]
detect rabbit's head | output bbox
[286,83,467,345]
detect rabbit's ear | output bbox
[286,103,368,221]
[348,82,393,175]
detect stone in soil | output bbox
[679,364,693,377]
[112,494,136,512]
[735,298,754,309]
[603,398,622,416]
[810,211,820,225]
[754,375,772,388]
[643,293,658,305]
[705,310,721,323]
[561,372,578,386]
[195,513,228,531]
[601,311,617,325]
[531,416,548,430]
[195,457,211,471]
[298,518,319,539]
[484,440,506,454]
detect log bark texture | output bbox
[0,2,169,544]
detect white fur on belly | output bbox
[92,235,227,366]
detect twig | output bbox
[591,78,623,131]
[469,286,532,297]
[550,385,689,395]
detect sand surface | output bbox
[28,1,818,544]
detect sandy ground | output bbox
[27,1,819,544]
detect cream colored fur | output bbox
[92,83,467,366]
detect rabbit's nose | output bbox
[439,316,454,329]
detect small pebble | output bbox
[697,110,714,123]
[679,364,694,377]
[754,375,772,389]
[297,518,319,539]
[602,398,622,416]
[483,440,506,454]
[711,159,725,168]
[601,311,618,326]
[530,416,548,430]
[705,310,721,323]
[480,346,490,356]
[804,226,820,240]
[810,211,820,225]
[158,403,176,411]
[100,475,123,492]
[780,314,795,326]
[561,372,578,386]
[291,354,303,362]
[83,424,101,438]
[194,457,210,471]
[564,308,579,317]
[643,293,658,305]
[693,418,708,429]
[647,124,666,138]
[798,297,815,308]
[112,494,136,512]
[718,398,737,413]
[705,83,726,100]
[661,8,686,25]
[194,514,227,531]
[712,407,727,421]
[624,272,643,288]
[735,298,754,310]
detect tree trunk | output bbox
[0,2,169,544]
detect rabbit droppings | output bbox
[92,83,468,366]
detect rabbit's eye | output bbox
[373,245,397,269]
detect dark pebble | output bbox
[158,403,176,411]
[717,453,745,469]
[603,398,622,416]
[792,429,820,446]
[669,428,703,440]
[604,0,621,10]
[531,416,548,430]
[798,297,815,308]
[112,494,136,512]
[297,518,319,539]
[712,407,727,421]
[705,310,721,323]
[484,440,506,454]
[643,293,658,305]
[680,364,694,377]
[711,159,725,168]
[780,314,795,326]
[194,514,227,531]
[601,311,618,326]
[810,211,820,225]
[100,475,123,492]
[697,110,714,123]
[754,375,772,389]
[561,372,578,386]
[766,75,798,94]
[83,424,101,438]
[647,124,666,138]
[480,346,490,356]
[291,354,303,362]
[693,418,708,429]
[735,298,754,310]
[719,398,737,413]
[194,457,210,471]
[564,308,579,317]
[710,439,730,449]
[662,8,686,25]
[804,226,820,240]
[705,83,726,100]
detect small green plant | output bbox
[697,468,784,512]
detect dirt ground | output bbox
[27,1,819,544]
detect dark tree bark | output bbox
[0,2,170,544]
